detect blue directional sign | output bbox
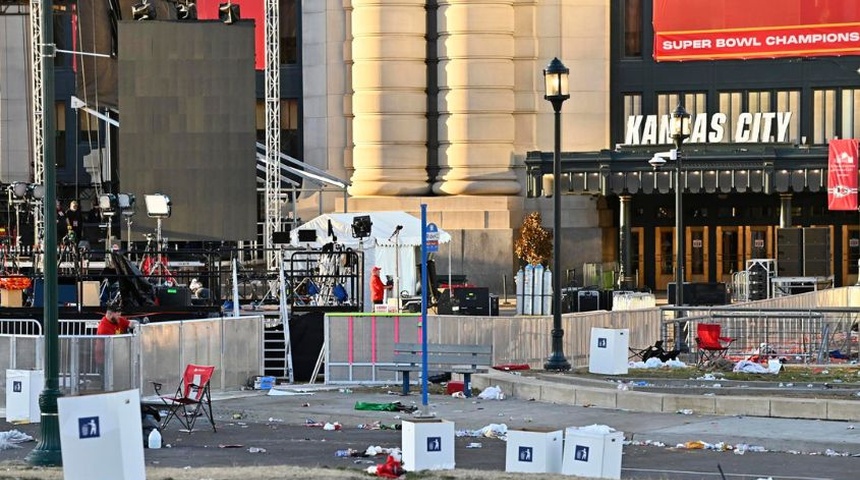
[425,223,439,252]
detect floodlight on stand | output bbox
[98,193,118,216]
[218,2,240,24]
[131,1,156,21]
[28,184,45,200]
[9,182,28,200]
[145,193,172,218]
[351,215,372,239]
[118,193,136,217]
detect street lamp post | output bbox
[27,0,63,466]
[543,58,571,371]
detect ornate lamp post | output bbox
[543,58,571,371]
[27,0,63,466]
[650,104,691,351]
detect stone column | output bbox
[348,0,430,196]
[433,0,520,195]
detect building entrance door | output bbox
[842,226,859,286]
[716,226,743,283]
[631,227,644,288]
[654,226,675,291]
[745,226,774,262]
[687,226,709,283]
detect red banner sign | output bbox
[827,139,859,211]
[654,0,860,61]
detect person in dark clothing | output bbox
[641,340,681,362]
[65,200,83,243]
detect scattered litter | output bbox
[355,401,417,412]
[248,447,267,453]
[577,424,616,435]
[339,388,353,394]
[466,442,482,448]
[733,360,780,374]
[267,389,315,396]
[697,373,718,381]
[477,386,505,400]
[218,444,243,449]
[366,453,404,479]
[268,417,283,423]
[323,422,342,431]
[302,403,311,407]
[231,413,243,420]
[335,448,359,457]
[305,419,324,427]
[629,358,687,369]
[456,423,508,439]
[0,430,34,450]
[617,383,629,391]
[492,364,530,372]
[451,391,466,398]
[677,409,694,415]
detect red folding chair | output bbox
[695,323,735,366]
[153,364,216,432]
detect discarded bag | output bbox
[354,401,417,413]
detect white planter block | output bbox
[5,369,44,424]
[588,328,629,375]
[562,427,623,479]
[505,428,563,473]
[401,419,455,471]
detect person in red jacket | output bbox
[370,266,390,305]
[97,307,132,335]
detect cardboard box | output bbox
[402,418,455,471]
[505,428,563,473]
[0,288,23,308]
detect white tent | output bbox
[290,212,452,310]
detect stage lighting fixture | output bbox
[145,193,172,218]
[118,193,136,217]
[218,2,240,25]
[176,1,197,20]
[131,1,156,21]
[27,184,45,200]
[9,182,28,199]
[99,193,118,216]
[351,215,372,239]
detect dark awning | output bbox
[525,143,828,197]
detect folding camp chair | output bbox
[153,364,216,433]
[695,323,735,366]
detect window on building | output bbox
[813,89,837,144]
[657,93,706,118]
[718,90,800,143]
[623,0,642,58]
[718,92,743,144]
[776,90,801,143]
[280,0,298,64]
[623,94,642,118]
[256,99,301,157]
[840,88,860,140]
[56,102,66,168]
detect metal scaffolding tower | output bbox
[264,0,282,272]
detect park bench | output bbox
[382,342,492,397]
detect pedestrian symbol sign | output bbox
[425,223,439,252]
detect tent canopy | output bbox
[290,211,452,248]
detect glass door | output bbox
[632,227,644,288]
[716,226,743,283]
[687,226,709,283]
[842,226,859,286]
[654,226,676,291]
[745,226,774,262]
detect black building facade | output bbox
[526,0,860,292]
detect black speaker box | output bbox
[455,287,490,316]
[156,285,191,307]
[777,228,804,277]
[803,227,831,276]
[272,228,292,245]
[577,290,600,312]
[667,282,694,305]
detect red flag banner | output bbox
[653,0,860,61]
[827,139,859,211]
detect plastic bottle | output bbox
[148,429,162,449]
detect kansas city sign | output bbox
[625,112,793,145]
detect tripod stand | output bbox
[139,217,175,286]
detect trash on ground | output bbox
[466,442,482,448]
[267,388,314,396]
[305,419,324,427]
[733,360,780,374]
[577,424,616,434]
[355,401,417,412]
[451,391,466,398]
[366,453,404,479]
[323,422,342,431]
[335,448,360,457]
[629,358,687,369]
[218,444,244,448]
[456,423,508,439]
[677,409,694,415]
[248,447,267,453]
[492,363,530,371]
[477,385,505,400]
[0,430,34,450]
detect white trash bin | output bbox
[505,428,563,473]
[401,418,455,471]
[562,425,623,479]
[5,369,44,424]
[588,327,629,375]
